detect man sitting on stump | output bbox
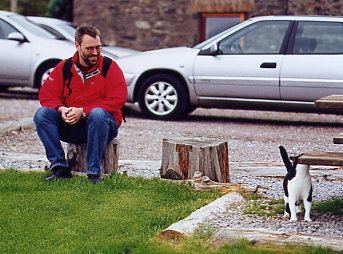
[34,24,128,184]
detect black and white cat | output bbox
[279,146,313,221]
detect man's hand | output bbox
[58,106,84,125]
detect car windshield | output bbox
[9,14,56,39]
[59,23,76,37]
[193,20,249,49]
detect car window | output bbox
[38,24,66,39]
[0,19,18,39]
[59,23,76,37]
[218,21,290,54]
[293,21,343,54]
[9,14,56,39]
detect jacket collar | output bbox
[71,52,102,73]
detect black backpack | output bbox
[62,56,112,87]
[61,56,126,122]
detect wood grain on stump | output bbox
[160,137,230,183]
[67,138,119,174]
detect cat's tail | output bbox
[279,146,293,173]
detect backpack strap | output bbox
[101,56,112,78]
[61,56,126,122]
[62,57,73,85]
[101,57,126,123]
[62,57,73,105]
[63,56,112,82]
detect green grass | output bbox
[0,169,219,254]
[0,169,339,254]
[243,197,285,217]
[243,195,343,217]
[312,197,343,215]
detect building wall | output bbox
[287,0,343,15]
[74,0,198,51]
[252,0,286,17]
[73,0,343,51]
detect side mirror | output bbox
[209,43,220,56]
[7,32,26,42]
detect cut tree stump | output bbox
[66,138,119,174]
[160,137,230,183]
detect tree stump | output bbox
[66,138,119,174]
[160,137,230,183]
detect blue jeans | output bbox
[33,107,118,175]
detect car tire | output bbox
[35,62,59,89]
[138,74,189,120]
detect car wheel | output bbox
[35,62,59,89]
[138,74,189,120]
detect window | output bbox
[293,21,343,54]
[38,24,65,39]
[0,19,17,39]
[200,14,244,41]
[218,21,291,54]
[9,15,55,39]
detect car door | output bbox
[280,20,343,101]
[0,18,31,86]
[193,20,292,100]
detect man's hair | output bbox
[75,24,100,45]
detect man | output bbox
[34,24,128,184]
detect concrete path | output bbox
[1,151,342,180]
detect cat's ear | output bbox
[290,153,304,169]
[279,146,293,172]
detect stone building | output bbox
[73,0,343,51]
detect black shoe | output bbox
[45,166,72,181]
[87,174,103,184]
[60,168,72,178]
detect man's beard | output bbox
[82,53,99,67]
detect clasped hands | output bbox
[58,106,85,125]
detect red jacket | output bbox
[39,52,128,126]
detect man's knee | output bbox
[87,108,117,136]
[34,107,57,125]
[88,108,107,122]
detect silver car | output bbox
[117,15,343,119]
[27,16,139,58]
[0,10,77,89]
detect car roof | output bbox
[250,15,343,22]
[27,16,70,25]
[0,10,19,18]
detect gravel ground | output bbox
[214,175,343,239]
[0,97,342,242]
[2,98,343,163]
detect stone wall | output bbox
[74,0,198,51]
[253,0,343,17]
[74,0,343,51]
[287,0,343,15]
[252,0,286,17]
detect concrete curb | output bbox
[212,228,343,251]
[0,152,342,180]
[159,192,245,239]
[0,117,34,134]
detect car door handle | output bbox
[260,62,277,68]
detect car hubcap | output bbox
[41,67,54,86]
[145,81,178,116]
